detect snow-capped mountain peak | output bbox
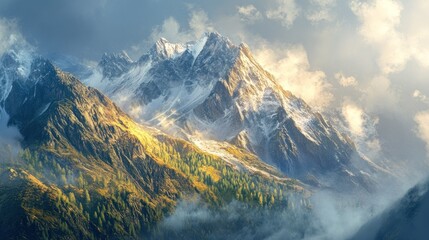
[0,48,33,103]
[98,51,134,78]
[149,37,186,61]
[84,32,380,191]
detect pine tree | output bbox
[68,192,76,203]
[85,189,91,203]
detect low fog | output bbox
[0,108,22,155]
[150,178,418,240]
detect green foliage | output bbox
[152,141,299,207]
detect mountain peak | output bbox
[149,37,186,61]
[206,31,229,42]
[101,51,132,63]
[203,31,235,50]
[155,37,169,45]
[146,32,235,63]
[0,49,34,103]
[98,51,133,78]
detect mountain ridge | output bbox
[85,32,381,192]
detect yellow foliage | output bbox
[199,166,221,182]
[190,176,208,192]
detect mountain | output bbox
[0,48,307,238]
[350,178,429,240]
[85,32,380,191]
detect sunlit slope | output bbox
[0,56,307,238]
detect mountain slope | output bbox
[0,168,96,240]
[0,49,306,238]
[350,178,429,240]
[85,32,379,191]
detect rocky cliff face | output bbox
[85,32,379,191]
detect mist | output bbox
[150,198,315,240]
[149,172,425,240]
[0,108,22,155]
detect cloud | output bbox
[335,72,358,87]
[351,0,429,75]
[413,90,429,104]
[152,198,314,240]
[150,17,183,43]
[340,101,381,160]
[237,5,262,23]
[306,0,336,23]
[266,0,300,27]
[351,0,407,75]
[152,189,398,240]
[188,10,214,39]
[150,10,214,44]
[362,75,398,112]
[415,110,429,155]
[0,109,22,150]
[0,18,25,55]
[342,103,365,137]
[255,44,333,111]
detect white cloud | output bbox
[255,45,333,110]
[307,0,336,23]
[237,5,262,23]
[342,103,365,136]
[351,0,407,74]
[363,75,398,112]
[150,17,183,43]
[341,102,381,156]
[335,72,358,87]
[351,0,402,43]
[413,90,429,104]
[266,0,300,27]
[0,19,25,55]
[415,110,429,155]
[0,109,22,148]
[150,10,214,44]
[188,10,213,39]
[351,0,429,75]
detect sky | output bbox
[0,0,429,183]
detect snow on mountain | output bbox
[84,32,383,191]
[0,48,33,104]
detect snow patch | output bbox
[36,102,51,117]
[0,49,33,102]
[190,136,288,181]
[189,35,208,64]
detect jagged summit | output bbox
[148,37,186,61]
[98,51,134,78]
[139,32,236,64]
[101,51,133,63]
[0,48,33,103]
